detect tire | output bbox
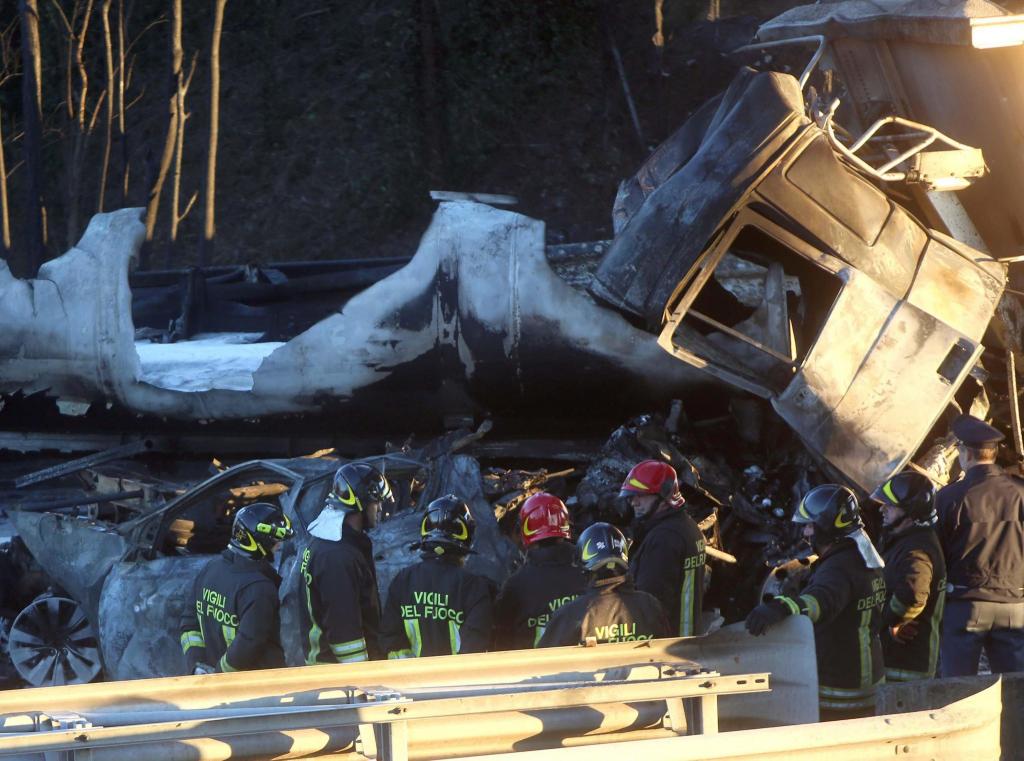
[8,595,102,687]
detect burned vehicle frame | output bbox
[5,457,344,685]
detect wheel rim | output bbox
[8,596,101,687]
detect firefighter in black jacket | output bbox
[937,414,1024,676]
[872,471,946,682]
[179,502,293,674]
[381,495,494,657]
[620,460,706,636]
[297,462,392,664]
[746,484,886,719]
[493,493,587,649]
[538,522,669,647]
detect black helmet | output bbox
[326,462,393,514]
[420,495,475,553]
[576,522,629,573]
[230,502,294,558]
[872,471,936,524]
[792,484,862,542]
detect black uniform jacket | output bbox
[380,552,494,658]
[178,549,284,673]
[629,508,706,636]
[493,541,588,650]
[297,530,381,664]
[785,540,885,710]
[537,574,670,648]
[937,463,1024,603]
[880,524,946,680]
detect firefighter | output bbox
[872,471,946,682]
[745,484,886,719]
[179,502,293,674]
[538,522,670,647]
[381,495,494,658]
[937,414,1024,676]
[493,493,587,649]
[620,460,706,636]
[297,462,392,664]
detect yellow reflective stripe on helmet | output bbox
[628,478,648,490]
[333,484,360,509]
[834,511,854,529]
[882,480,899,504]
[236,531,259,552]
[256,521,291,540]
[581,539,597,562]
[451,519,469,541]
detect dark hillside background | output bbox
[0,0,973,275]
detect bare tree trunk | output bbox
[98,0,114,211]
[199,0,227,267]
[0,109,10,257]
[168,52,197,267]
[19,0,45,271]
[117,0,129,203]
[142,0,182,267]
[67,0,98,246]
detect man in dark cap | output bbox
[936,414,1024,676]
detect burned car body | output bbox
[8,458,339,683]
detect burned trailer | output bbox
[591,67,1005,493]
[0,202,704,440]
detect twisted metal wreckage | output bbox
[0,0,1021,732]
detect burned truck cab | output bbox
[591,69,1004,492]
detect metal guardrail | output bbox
[447,679,1003,761]
[0,672,769,761]
[0,621,817,759]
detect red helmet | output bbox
[519,493,571,547]
[619,460,684,508]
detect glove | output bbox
[193,662,216,676]
[890,620,920,645]
[745,601,790,636]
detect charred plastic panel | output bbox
[591,69,810,326]
[0,204,703,427]
[599,68,1004,491]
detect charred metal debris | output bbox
[3,0,1024,686]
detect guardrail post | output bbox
[379,719,409,761]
